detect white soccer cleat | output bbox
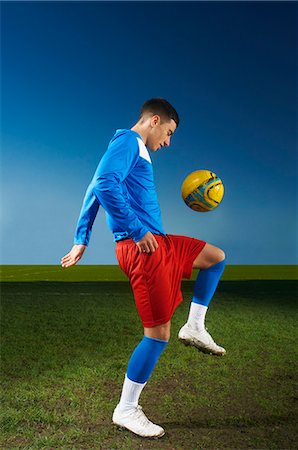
[178,323,226,356]
[112,404,165,438]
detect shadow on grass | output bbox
[161,412,297,429]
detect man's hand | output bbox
[136,231,159,254]
[61,244,86,268]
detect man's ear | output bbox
[150,115,161,128]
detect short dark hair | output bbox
[140,98,180,128]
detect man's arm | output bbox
[93,134,159,252]
[73,183,101,246]
[61,152,104,268]
[61,131,157,268]
[93,132,149,242]
[61,182,101,268]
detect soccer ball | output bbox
[181,170,224,212]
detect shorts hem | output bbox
[142,316,172,328]
[141,297,183,328]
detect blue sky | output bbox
[1,1,297,265]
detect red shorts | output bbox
[115,234,206,327]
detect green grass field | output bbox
[1,266,297,449]
[1,264,297,282]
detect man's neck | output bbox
[131,124,149,145]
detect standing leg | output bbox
[178,243,226,355]
[112,321,170,438]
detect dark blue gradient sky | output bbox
[1,1,297,264]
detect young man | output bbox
[61,98,226,439]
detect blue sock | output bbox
[126,336,168,384]
[192,259,226,306]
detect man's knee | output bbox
[209,247,225,269]
[193,243,225,270]
[144,321,171,341]
[217,248,226,263]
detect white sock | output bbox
[187,302,208,331]
[118,374,146,413]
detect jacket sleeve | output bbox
[73,183,100,246]
[92,133,149,242]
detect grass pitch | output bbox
[1,264,297,282]
[1,267,297,449]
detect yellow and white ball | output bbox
[181,170,224,212]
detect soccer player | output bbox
[61,98,226,438]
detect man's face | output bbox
[146,116,177,152]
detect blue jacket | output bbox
[74,129,166,245]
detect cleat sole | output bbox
[178,337,226,356]
[113,422,165,439]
